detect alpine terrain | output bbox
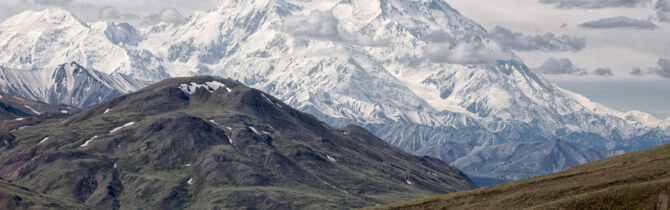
[0,0,668,181]
[0,62,149,108]
[367,140,670,210]
[0,77,476,209]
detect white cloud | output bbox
[143,8,186,25]
[422,42,507,65]
[282,10,343,41]
[98,5,139,20]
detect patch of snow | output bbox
[248,126,260,135]
[104,108,111,114]
[15,118,24,121]
[187,178,193,185]
[110,122,135,134]
[114,163,117,168]
[60,110,68,114]
[185,163,191,167]
[406,179,413,185]
[327,155,336,162]
[209,120,219,126]
[0,94,2,99]
[225,127,232,131]
[24,105,41,115]
[178,81,228,95]
[262,94,282,108]
[38,137,49,145]
[80,135,98,147]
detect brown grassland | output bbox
[365,143,670,210]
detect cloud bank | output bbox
[631,58,670,78]
[538,0,652,9]
[579,16,657,30]
[489,26,586,52]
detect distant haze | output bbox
[556,80,670,119]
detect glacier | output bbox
[0,0,668,180]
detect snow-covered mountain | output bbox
[0,9,168,81]
[450,140,613,180]
[0,62,149,108]
[0,0,668,180]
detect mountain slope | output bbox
[0,179,91,210]
[449,140,612,181]
[0,62,149,108]
[0,76,476,209]
[1,92,80,142]
[1,1,668,180]
[367,142,670,210]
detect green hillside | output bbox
[367,143,670,209]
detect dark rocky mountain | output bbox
[0,77,476,209]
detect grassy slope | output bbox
[367,143,670,210]
[0,180,91,210]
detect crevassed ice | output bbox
[178,81,230,95]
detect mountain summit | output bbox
[0,0,667,180]
[0,76,476,209]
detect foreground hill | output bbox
[0,77,476,209]
[0,179,91,210]
[367,143,670,209]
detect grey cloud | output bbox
[579,16,657,30]
[630,58,670,78]
[593,67,614,76]
[631,68,647,76]
[560,23,568,28]
[423,27,585,53]
[535,57,587,75]
[654,58,670,78]
[657,0,670,22]
[539,0,651,9]
[143,8,186,25]
[98,6,139,20]
[282,10,342,41]
[489,26,586,52]
[422,42,506,65]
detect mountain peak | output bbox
[1,8,86,29]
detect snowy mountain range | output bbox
[0,62,148,108]
[0,0,668,180]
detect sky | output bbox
[0,0,668,118]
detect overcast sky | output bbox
[0,0,668,118]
